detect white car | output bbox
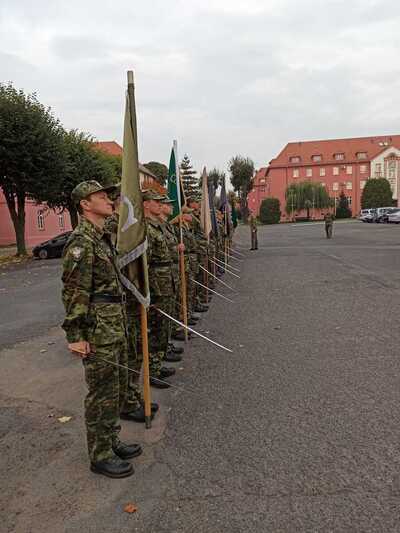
[359,209,376,222]
[387,211,400,224]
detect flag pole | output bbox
[140,303,152,428]
[174,140,189,343]
[125,70,152,429]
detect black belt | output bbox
[153,261,172,267]
[91,293,126,304]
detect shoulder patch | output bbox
[71,247,84,260]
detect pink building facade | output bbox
[248,135,400,221]
[0,191,72,247]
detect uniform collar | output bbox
[79,217,106,240]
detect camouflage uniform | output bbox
[62,217,128,463]
[160,219,180,334]
[147,218,174,376]
[324,213,334,239]
[104,212,142,413]
[250,216,258,250]
[191,215,209,303]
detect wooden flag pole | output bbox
[179,216,189,342]
[140,303,152,428]
[204,255,209,304]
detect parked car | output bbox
[32,231,72,259]
[381,208,400,223]
[387,211,400,224]
[359,209,376,222]
[373,207,394,223]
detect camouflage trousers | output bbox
[121,299,142,413]
[196,254,209,303]
[325,223,333,239]
[188,253,199,314]
[83,304,128,463]
[148,295,173,376]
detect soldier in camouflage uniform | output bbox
[187,199,211,306]
[324,212,334,239]
[159,197,185,360]
[143,190,176,387]
[104,194,158,424]
[61,180,142,479]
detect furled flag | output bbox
[200,167,212,242]
[208,181,219,238]
[168,140,185,218]
[220,175,227,213]
[117,71,150,307]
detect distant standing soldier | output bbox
[324,212,334,239]
[249,213,258,250]
[61,180,142,479]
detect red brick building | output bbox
[248,135,400,221]
[94,141,166,193]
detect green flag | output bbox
[168,140,185,218]
[117,71,150,307]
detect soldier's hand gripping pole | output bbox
[140,304,152,429]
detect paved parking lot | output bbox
[2,220,400,532]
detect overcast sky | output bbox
[1,0,400,176]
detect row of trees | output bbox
[0,83,125,255]
[0,82,257,255]
[258,177,394,225]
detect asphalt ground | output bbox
[2,220,400,532]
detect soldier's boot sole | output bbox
[90,463,134,479]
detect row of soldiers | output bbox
[61,180,231,479]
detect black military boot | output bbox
[90,457,134,478]
[159,366,176,378]
[113,441,143,459]
[120,406,155,423]
[150,376,171,388]
[168,342,184,354]
[164,350,183,362]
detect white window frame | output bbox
[320,168,326,177]
[346,181,353,190]
[333,167,339,176]
[360,165,367,174]
[312,155,322,162]
[37,212,45,230]
[333,182,339,191]
[357,152,367,159]
[346,166,352,175]
[334,153,345,160]
[360,180,366,189]
[306,168,312,177]
[292,168,299,178]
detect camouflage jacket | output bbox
[191,216,208,256]
[61,217,125,343]
[147,218,174,297]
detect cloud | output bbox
[1,0,400,175]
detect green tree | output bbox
[361,178,393,209]
[143,161,168,185]
[46,130,119,228]
[260,198,281,224]
[0,83,66,255]
[180,154,199,198]
[285,181,330,220]
[229,155,255,223]
[208,167,225,190]
[335,191,352,219]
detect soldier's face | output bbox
[162,204,172,216]
[82,191,114,217]
[148,200,162,216]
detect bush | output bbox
[361,178,393,208]
[259,198,281,224]
[335,192,352,219]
